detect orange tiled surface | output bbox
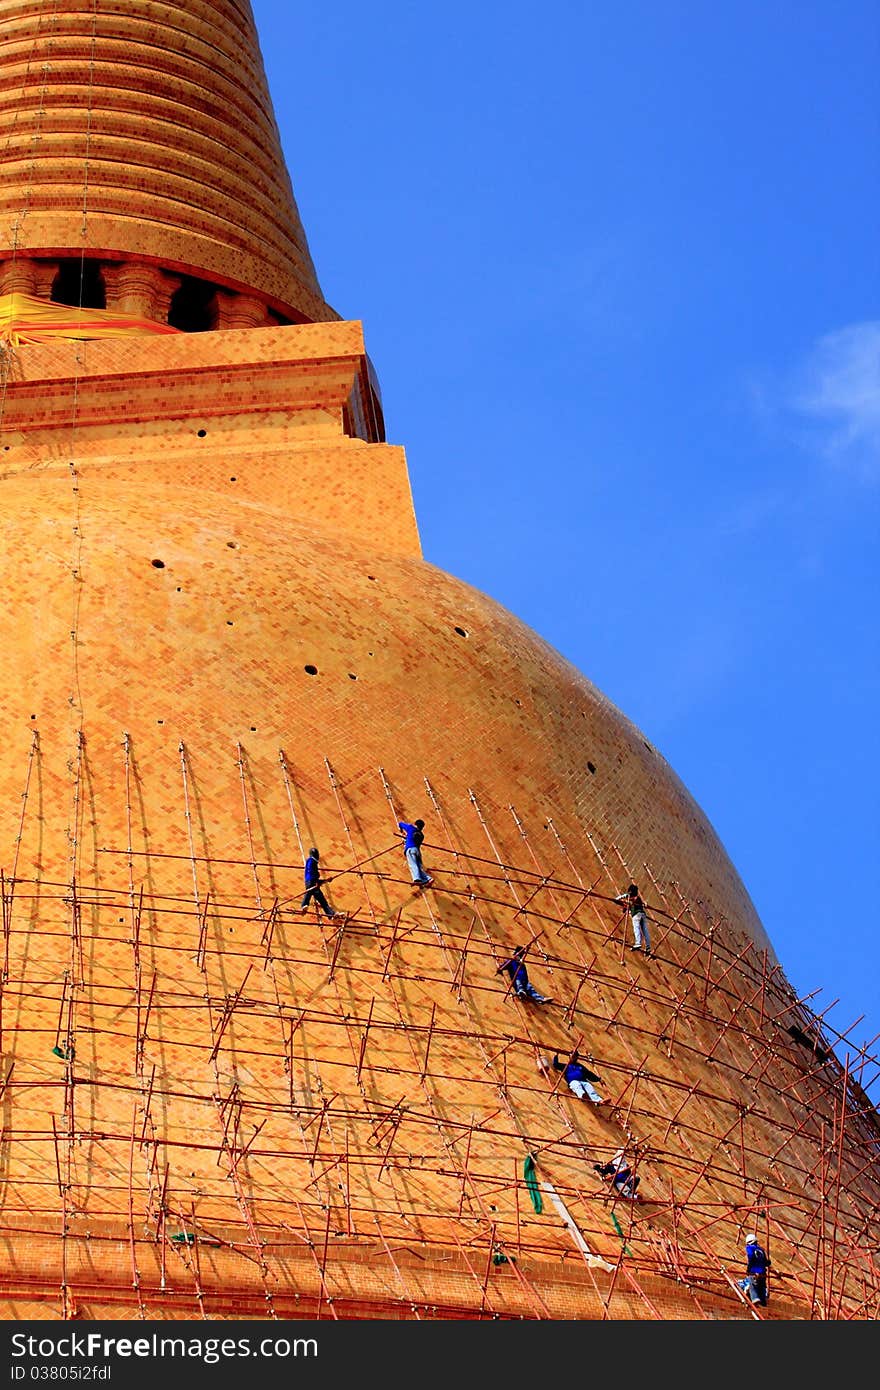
[0,325,412,555]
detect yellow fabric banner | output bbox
[0,292,181,345]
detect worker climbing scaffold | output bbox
[614,883,652,954]
[398,817,433,887]
[594,1146,641,1199]
[551,1049,605,1104]
[495,945,551,1003]
[298,847,340,919]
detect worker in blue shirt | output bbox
[551,1050,604,1104]
[398,818,432,886]
[738,1234,772,1306]
[594,1147,641,1199]
[299,847,338,919]
[496,945,550,1003]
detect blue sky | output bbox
[254,1,880,1091]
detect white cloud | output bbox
[793,322,880,481]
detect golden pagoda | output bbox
[0,0,876,1320]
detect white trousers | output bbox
[631,910,650,949]
[405,846,429,883]
[569,1078,602,1103]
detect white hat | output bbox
[745,1233,758,1245]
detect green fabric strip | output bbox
[523,1153,543,1214]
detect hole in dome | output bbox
[157,719,164,725]
[229,476,237,482]
[368,575,377,581]
[250,726,257,732]
[454,626,468,637]
[30,714,36,720]
[587,761,596,774]
[51,258,106,309]
[151,559,165,568]
[226,620,234,626]
[197,429,207,438]
[176,586,182,592]
[168,275,219,333]
[348,673,358,680]
[304,664,318,676]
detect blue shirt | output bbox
[304,855,320,887]
[555,1057,600,1084]
[502,959,528,986]
[746,1242,769,1276]
[399,822,423,850]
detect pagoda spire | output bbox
[0,0,334,326]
